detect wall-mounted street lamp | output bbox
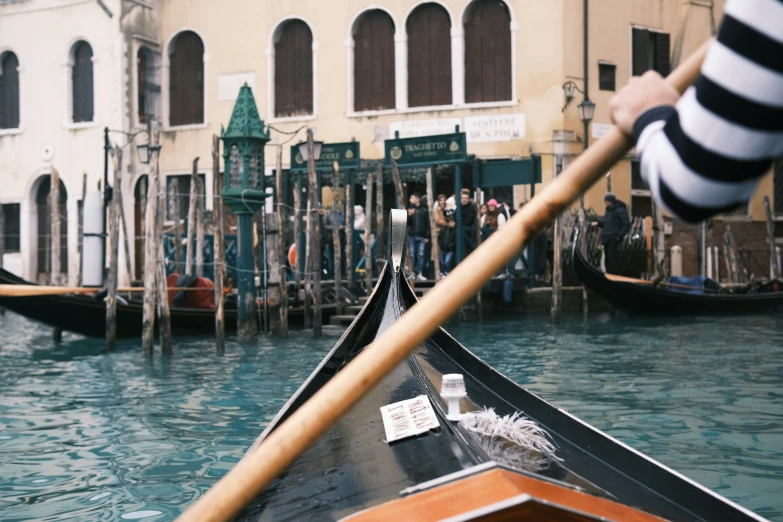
[136,141,161,165]
[296,138,324,162]
[578,97,596,125]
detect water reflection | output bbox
[0,311,781,520]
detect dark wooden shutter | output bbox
[2,203,20,253]
[354,10,395,111]
[0,52,20,129]
[598,63,616,91]
[72,42,94,122]
[408,3,452,107]
[464,0,511,104]
[632,28,651,76]
[169,31,204,126]
[654,32,671,76]
[275,20,314,117]
[138,48,150,123]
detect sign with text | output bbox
[591,122,612,139]
[465,113,526,143]
[290,141,360,172]
[384,132,467,167]
[389,117,461,139]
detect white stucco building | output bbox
[0,0,158,285]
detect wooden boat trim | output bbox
[341,468,667,522]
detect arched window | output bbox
[407,3,452,108]
[0,51,20,129]
[464,0,512,103]
[274,20,313,117]
[354,10,395,112]
[169,31,204,126]
[137,46,160,124]
[71,41,94,122]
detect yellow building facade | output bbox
[151,0,754,220]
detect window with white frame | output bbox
[407,3,452,107]
[464,0,512,103]
[353,10,396,112]
[168,31,204,126]
[137,46,160,124]
[71,41,94,123]
[274,20,314,117]
[0,51,20,129]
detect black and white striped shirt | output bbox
[634,0,783,223]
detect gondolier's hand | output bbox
[609,71,679,135]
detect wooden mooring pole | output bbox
[345,175,354,290]
[764,196,780,279]
[50,166,62,342]
[77,173,87,287]
[155,132,172,355]
[186,158,199,276]
[141,169,159,356]
[50,166,61,287]
[213,135,226,353]
[106,145,122,351]
[331,162,343,316]
[426,167,441,280]
[293,173,302,305]
[364,172,373,293]
[375,163,384,260]
[171,176,182,271]
[306,130,322,337]
[196,176,205,278]
[551,214,562,320]
[275,140,288,337]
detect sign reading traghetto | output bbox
[464,113,526,143]
[384,132,467,167]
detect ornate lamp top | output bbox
[221,83,270,141]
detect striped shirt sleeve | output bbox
[633,0,783,223]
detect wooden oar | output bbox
[0,285,216,297]
[604,274,721,293]
[176,41,713,522]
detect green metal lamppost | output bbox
[221,83,270,340]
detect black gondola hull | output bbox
[572,230,783,315]
[0,268,241,337]
[236,245,766,521]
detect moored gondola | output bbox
[0,267,238,337]
[234,211,765,522]
[572,227,783,316]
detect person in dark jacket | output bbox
[592,193,631,275]
[407,193,430,281]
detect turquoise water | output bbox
[0,311,781,521]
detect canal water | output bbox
[0,311,781,521]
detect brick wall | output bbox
[663,220,773,280]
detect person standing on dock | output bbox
[407,193,430,282]
[592,193,631,275]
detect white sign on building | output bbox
[464,113,526,143]
[218,72,257,101]
[591,122,612,139]
[389,117,462,138]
